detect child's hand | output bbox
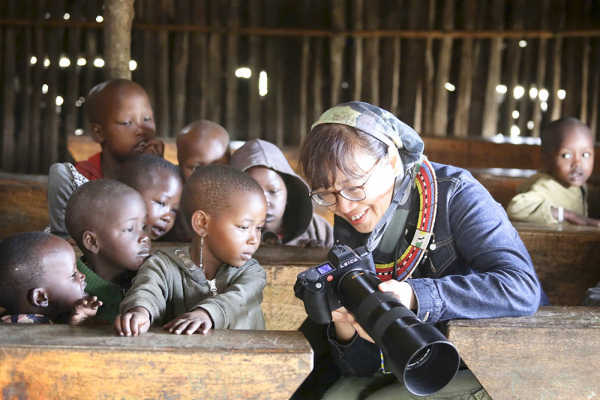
[114,307,151,336]
[142,139,165,157]
[296,238,326,248]
[163,308,213,335]
[69,296,103,325]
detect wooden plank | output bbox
[481,0,505,137]
[352,0,363,101]
[364,0,378,105]
[2,0,16,172]
[590,39,600,139]
[63,0,84,143]
[580,36,591,123]
[312,39,324,122]
[172,0,190,134]
[82,2,100,137]
[330,0,345,106]
[247,0,261,139]
[447,307,600,399]
[187,0,208,122]
[29,0,45,173]
[531,0,549,138]
[422,0,435,135]
[0,325,312,400]
[16,24,33,173]
[225,0,239,134]
[155,0,171,137]
[208,0,222,122]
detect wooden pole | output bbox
[365,0,379,105]
[352,0,363,101]
[330,0,345,106]
[141,0,156,109]
[1,0,16,172]
[589,40,600,140]
[531,0,549,138]
[550,5,565,121]
[423,0,435,135]
[208,0,222,122]
[17,25,33,173]
[312,39,324,122]
[30,0,46,172]
[481,0,505,137]
[501,0,525,138]
[264,0,283,146]
[225,0,239,135]
[453,0,477,137]
[187,0,208,122]
[64,0,84,143]
[432,0,454,136]
[248,0,261,139]
[386,9,401,116]
[580,37,591,123]
[299,35,310,141]
[402,1,426,128]
[155,0,171,137]
[103,0,134,80]
[172,0,190,134]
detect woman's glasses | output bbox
[310,159,382,206]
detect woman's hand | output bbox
[378,280,417,310]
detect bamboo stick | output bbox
[453,0,477,137]
[481,0,505,137]
[352,0,363,101]
[247,0,261,139]
[330,0,345,106]
[103,0,134,80]
[2,0,16,172]
[432,0,454,136]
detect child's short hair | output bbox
[181,164,264,220]
[540,117,590,156]
[118,153,181,190]
[85,78,146,124]
[0,232,53,313]
[65,180,142,249]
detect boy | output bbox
[176,120,231,181]
[230,139,334,247]
[118,154,183,241]
[114,165,267,336]
[65,180,151,323]
[47,78,163,239]
[0,232,101,324]
[507,118,600,226]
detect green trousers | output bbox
[322,369,491,400]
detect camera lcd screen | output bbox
[317,263,334,275]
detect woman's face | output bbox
[321,149,402,233]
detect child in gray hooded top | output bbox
[230,139,334,248]
[114,165,268,336]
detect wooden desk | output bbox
[0,325,312,400]
[447,306,600,399]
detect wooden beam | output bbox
[0,325,312,400]
[1,0,16,172]
[453,0,477,137]
[103,0,134,80]
[431,0,454,136]
[481,0,505,137]
[330,0,345,106]
[225,0,239,135]
[172,0,190,134]
[364,0,379,105]
[447,307,600,399]
[247,0,261,139]
[352,0,363,101]
[531,0,549,138]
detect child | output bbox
[118,154,183,241]
[65,180,151,323]
[176,120,231,181]
[230,139,334,247]
[507,118,600,226]
[0,231,101,324]
[114,165,268,336]
[47,78,163,240]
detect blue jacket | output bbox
[328,163,543,375]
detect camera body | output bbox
[294,244,374,325]
[294,243,460,396]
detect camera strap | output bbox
[367,156,439,282]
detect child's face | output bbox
[138,172,183,240]
[94,86,156,160]
[95,193,151,271]
[246,167,288,235]
[41,236,87,317]
[547,126,595,187]
[178,136,230,181]
[203,192,267,268]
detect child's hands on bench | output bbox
[114,307,151,336]
[70,296,103,325]
[163,309,213,335]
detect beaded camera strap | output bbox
[375,157,438,282]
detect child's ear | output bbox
[190,210,209,237]
[387,146,404,177]
[82,231,100,254]
[90,123,105,145]
[28,288,49,308]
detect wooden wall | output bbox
[1,0,600,174]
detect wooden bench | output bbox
[0,324,312,399]
[447,306,600,399]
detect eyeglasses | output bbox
[310,159,382,206]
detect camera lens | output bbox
[337,270,460,396]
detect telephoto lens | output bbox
[338,269,460,396]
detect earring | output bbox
[199,235,204,271]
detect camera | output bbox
[294,244,460,396]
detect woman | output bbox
[295,102,544,399]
